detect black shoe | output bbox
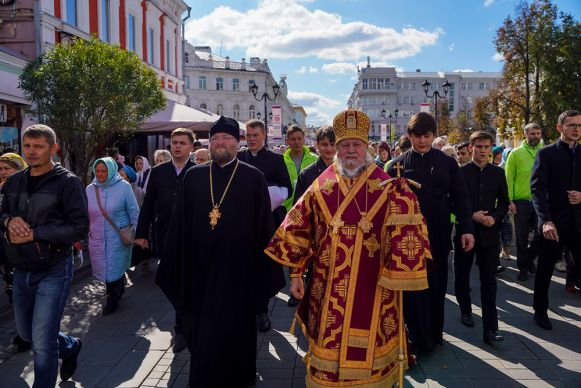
[257,312,272,332]
[529,262,536,274]
[483,330,504,345]
[461,314,474,327]
[517,270,528,281]
[496,265,506,274]
[60,339,82,381]
[12,335,31,352]
[101,296,118,316]
[287,296,300,307]
[534,314,552,330]
[172,333,186,353]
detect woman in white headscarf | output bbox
[134,155,151,191]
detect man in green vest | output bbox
[505,123,543,281]
[283,125,318,211]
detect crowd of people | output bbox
[0,108,579,387]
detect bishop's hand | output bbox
[290,278,304,300]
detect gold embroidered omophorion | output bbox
[209,160,239,230]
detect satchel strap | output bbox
[94,186,121,233]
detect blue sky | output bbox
[183,0,580,125]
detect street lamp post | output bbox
[250,81,280,132]
[381,108,399,145]
[421,79,451,137]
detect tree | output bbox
[435,98,453,137]
[19,37,166,182]
[472,96,493,131]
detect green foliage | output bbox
[492,0,579,141]
[19,37,166,181]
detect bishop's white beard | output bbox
[335,153,374,178]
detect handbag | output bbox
[94,186,134,246]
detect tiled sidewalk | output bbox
[0,257,580,387]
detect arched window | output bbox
[249,105,256,119]
[233,105,240,120]
[217,104,224,116]
[200,103,207,110]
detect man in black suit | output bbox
[453,131,509,344]
[238,119,291,332]
[531,110,581,330]
[135,127,195,351]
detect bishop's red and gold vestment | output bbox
[265,162,432,387]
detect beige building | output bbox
[183,44,304,134]
[348,61,501,140]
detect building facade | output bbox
[348,62,502,140]
[183,44,302,135]
[0,0,189,151]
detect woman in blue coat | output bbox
[86,157,139,315]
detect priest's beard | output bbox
[209,145,237,165]
[335,153,374,178]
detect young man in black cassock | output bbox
[237,119,290,332]
[453,131,509,344]
[531,110,581,330]
[134,128,195,352]
[388,112,474,353]
[157,116,273,387]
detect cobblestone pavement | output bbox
[0,255,580,387]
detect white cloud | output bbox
[296,65,318,74]
[308,66,318,73]
[288,91,344,125]
[492,52,504,62]
[484,0,495,7]
[448,43,455,52]
[328,79,338,84]
[185,0,443,62]
[453,69,474,72]
[296,66,307,74]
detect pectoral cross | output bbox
[363,235,381,256]
[358,213,373,233]
[330,217,344,234]
[393,162,403,178]
[209,205,221,230]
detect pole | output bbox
[398,290,404,387]
[435,96,439,137]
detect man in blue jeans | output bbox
[0,124,89,387]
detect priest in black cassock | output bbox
[388,112,474,353]
[157,116,274,387]
[238,119,290,332]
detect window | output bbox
[199,76,206,89]
[461,82,466,90]
[479,82,485,90]
[184,53,189,64]
[385,78,391,89]
[200,103,207,110]
[249,105,256,119]
[233,79,240,91]
[165,39,171,73]
[233,105,240,120]
[217,104,223,115]
[369,79,377,90]
[378,78,384,90]
[485,82,490,90]
[467,83,473,90]
[362,79,368,90]
[127,15,135,52]
[216,77,223,90]
[147,27,154,65]
[249,80,255,91]
[66,0,77,26]
[410,82,416,90]
[100,0,109,42]
[185,76,190,89]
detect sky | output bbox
[182,0,580,125]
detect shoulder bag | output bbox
[94,186,134,246]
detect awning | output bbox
[138,100,245,135]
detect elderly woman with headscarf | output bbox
[86,157,139,315]
[134,155,151,191]
[0,153,31,352]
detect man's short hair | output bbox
[456,141,470,151]
[524,123,540,133]
[22,124,56,146]
[171,128,195,143]
[287,125,304,137]
[407,112,437,136]
[558,110,580,126]
[193,140,202,147]
[246,119,266,133]
[469,130,495,145]
[398,135,412,152]
[315,125,335,144]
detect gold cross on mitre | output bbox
[393,162,403,178]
